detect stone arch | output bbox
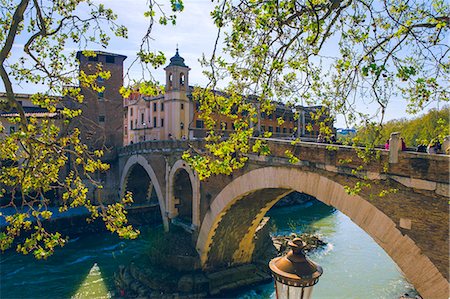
[123,164,155,205]
[120,155,168,229]
[168,159,200,229]
[196,167,447,299]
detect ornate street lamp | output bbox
[269,238,323,299]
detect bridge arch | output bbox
[167,159,200,228]
[120,155,168,229]
[196,167,447,299]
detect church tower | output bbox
[163,48,191,139]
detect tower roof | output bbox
[167,48,188,68]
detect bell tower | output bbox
[163,48,191,139]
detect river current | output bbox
[0,200,417,299]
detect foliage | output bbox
[0,0,170,258]
[355,106,450,146]
[182,88,271,180]
[182,0,450,179]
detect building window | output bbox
[99,115,105,122]
[141,113,144,124]
[268,114,273,120]
[180,73,185,86]
[88,56,98,62]
[153,116,157,128]
[276,127,280,133]
[268,126,273,132]
[220,122,228,130]
[98,91,104,100]
[105,56,115,63]
[161,118,164,127]
[261,112,266,119]
[124,126,128,136]
[130,120,133,130]
[289,128,293,134]
[130,107,133,116]
[283,128,287,134]
[161,102,164,111]
[153,102,157,112]
[196,120,204,128]
[181,103,184,110]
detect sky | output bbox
[3,0,445,128]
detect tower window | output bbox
[130,107,133,116]
[169,73,173,86]
[153,103,157,112]
[161,103,164,111]
[181,103,184,110]
[141,113,144,124]
[106,56,115,63]
[130,120,133,130]
[180,73,185,86]
[161,118,164,127]
[153,117,157,128]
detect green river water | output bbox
[0,200,417,299]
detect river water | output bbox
[0,200,417,299]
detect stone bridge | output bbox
[117,138,449,299]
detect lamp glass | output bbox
[274,281,314,299]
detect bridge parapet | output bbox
[118,138,449,196]
[261,138,449,183]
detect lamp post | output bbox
[269,238,323,299]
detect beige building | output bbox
[124,49,192,144]
[124,49,334,144]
